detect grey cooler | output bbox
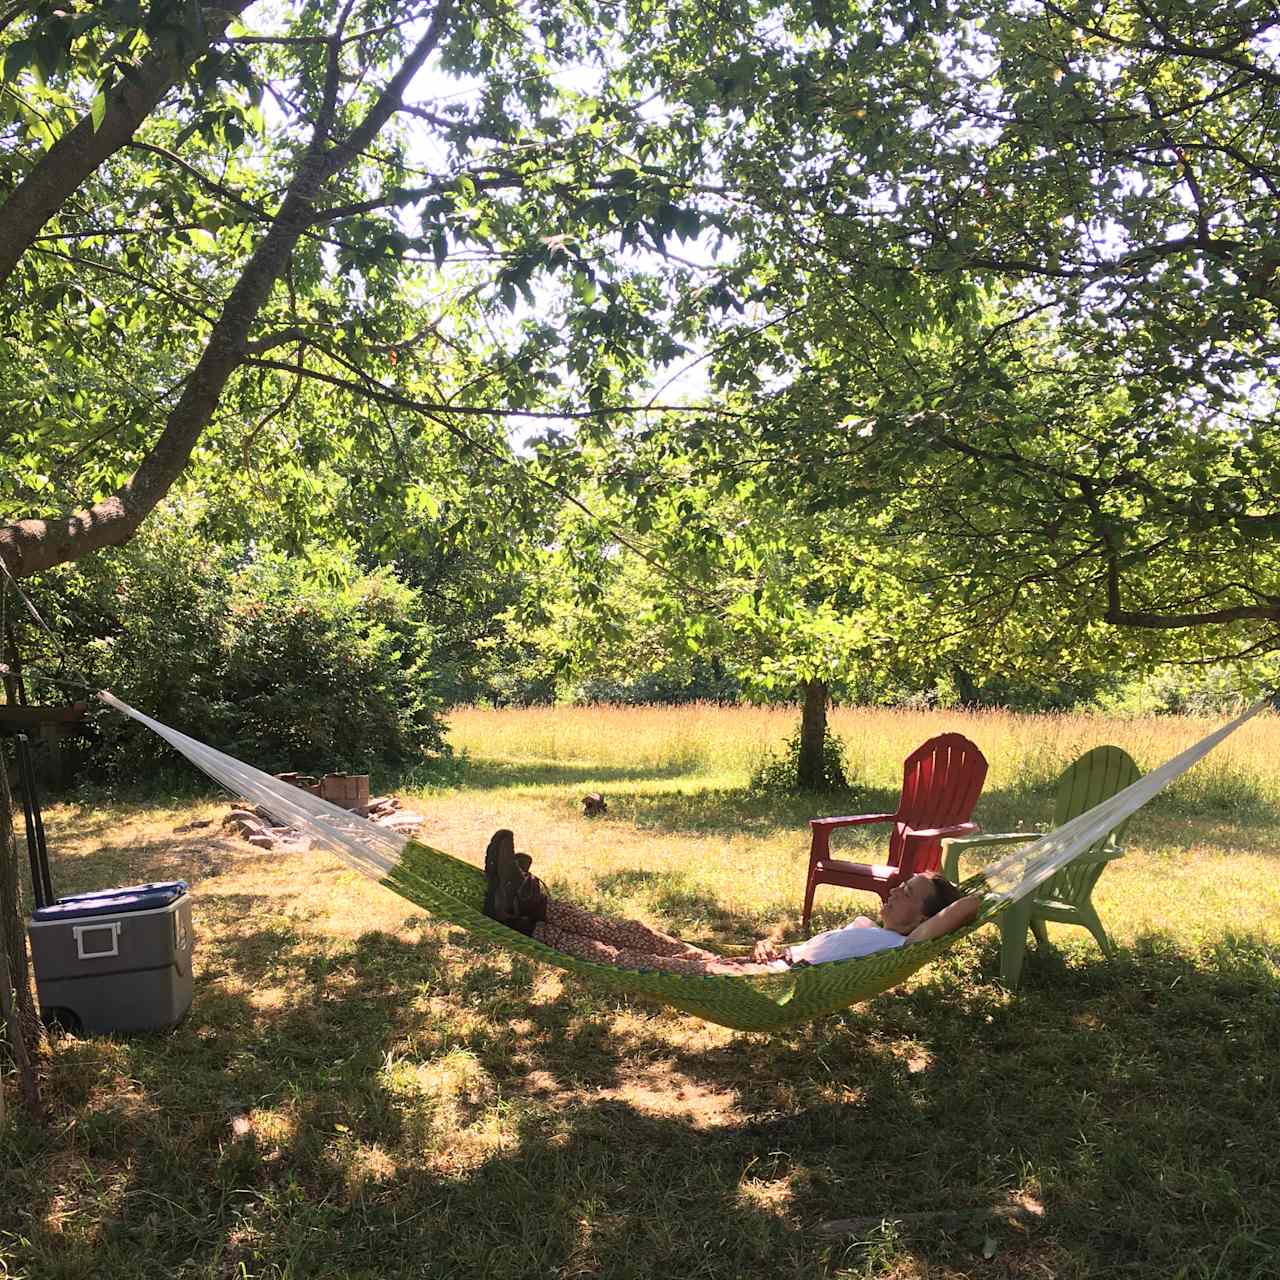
[28,880,194,1033]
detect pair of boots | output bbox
[483,829,548,936]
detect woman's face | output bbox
[881,874,933,934]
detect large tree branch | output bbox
[926,418,1280,543]
[128,140,281,225]
[1040,1,1280,91]
[0,3,458,581]
[241,354,744,421]
[246,352,730,606]
[230,20,401,48]
[0,0,254,290]
[1103,555,1280,628]
[1082,479,1280,630]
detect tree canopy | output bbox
[563,0,1280,677]
[0,0,731,582]
[3,0,1279,702]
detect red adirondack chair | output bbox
[801,733,988,930]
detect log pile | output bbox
[222,806,311,851]
[220,793,426,851]
[357,794,426,830]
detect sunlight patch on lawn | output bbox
[516,1062,742,1128]
[737,1173,797,1218]
[339,1141,400,1199]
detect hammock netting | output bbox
[101,692,1266,1032]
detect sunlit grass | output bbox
[448,700,1280,810]
[441,702,1280,947]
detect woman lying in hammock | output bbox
[482,830,979,976]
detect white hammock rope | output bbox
[99,691,412,881]
[99,691,1270,913]
[976,697,1269,900]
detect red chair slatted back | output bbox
[887,733,989,874]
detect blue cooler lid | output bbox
[33,880,188,923]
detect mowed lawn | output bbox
[2,704,1278,1280]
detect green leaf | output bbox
[1,39,33,80]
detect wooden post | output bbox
[0,705,88,791]
[38,723,65,789]
[0,746,42,1115]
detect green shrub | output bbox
[1098,664,1278,716]
[1154,760,1274,818]
[749,727,850,794]
[571,660,743,706]
[25,517,448,781]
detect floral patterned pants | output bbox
[532,899,786,975]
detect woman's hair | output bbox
[920,873,965,919]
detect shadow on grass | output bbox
[8,915,1280,1279]
[28,816,241,902]
[437,758,708,790]
[44,770,1280,896]
[588,782,1280,857]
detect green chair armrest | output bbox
[1071,842,1126,866]
[942,830,1040,880]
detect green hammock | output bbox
[381,837,992,1030]
[101,692,1266,1032]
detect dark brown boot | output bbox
[485,829,514,885]
[483,829,522,920]
[515,867,548,924]
[496,851,532,918]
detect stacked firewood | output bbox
[356,794,426,830]
[220,794,425,851]
[222,806,312,851]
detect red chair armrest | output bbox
[905,821,980,842]
[808,813,896,866]
[898,822,982,877]
[810,813,896,833]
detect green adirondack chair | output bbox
[942,744,1142,988]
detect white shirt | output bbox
[787,921,906,966]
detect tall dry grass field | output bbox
[436,701,1280,950]
[448,700,1280,809]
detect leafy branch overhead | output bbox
[2,0,1280,680]
[0,0,732,579]
[573,0,1280,668]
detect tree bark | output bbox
[797,677,830,791]
[951,665,980,706]
[0,3,456,582]
[0,749,42,1115]
[2,624,27,705]
[0,0,253,290]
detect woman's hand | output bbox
[751,938,782,964]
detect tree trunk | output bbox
[951,665,980,707]
[0,920,39,1120]
[0,750,42,1115]
[797,677,830,791]
[2,623,26,705]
